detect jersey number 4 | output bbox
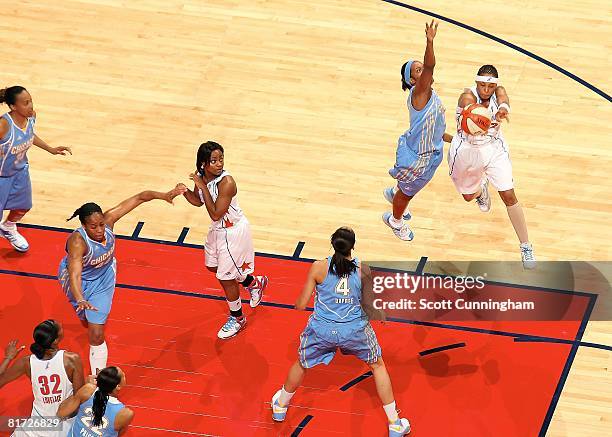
[38,374,62,396]
[335,277,351,296]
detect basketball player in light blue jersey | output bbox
[58,366,134,437]
[271,228,411,436]
[59,187,185,374]
[383,21,452,241]
[0,86,72,252]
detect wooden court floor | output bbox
[0,0,610,435]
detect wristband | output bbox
[498,103,510,113]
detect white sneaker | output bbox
[389,417,411,436]
[271,390,288,422]
[382,212,414,241]
[475,179,491,212]
[245,275,268,308]
[520,243,536,269]
[383,187,411,220]
[217,315,246,339]
[0,222,29,252]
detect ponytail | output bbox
[92,390,110,427]
[92,366,121,427]
[66,202,103,223]
[0,85,27,106]
[329,227,357,278]
[30,320,59,359]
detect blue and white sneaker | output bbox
[217,315,246,339]
[475,178,491,212]
[520,243,536,270]
[271,390,288,422]
[389,417,411,436]
[383,187,411,220]
[0,222,29,252]
[382,212,414,241]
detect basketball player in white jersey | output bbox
[0,320,84,436]
[178,141,268,339]
[447,65,535,268]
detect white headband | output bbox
[475,75,498,84]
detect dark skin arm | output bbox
[0,118,8,140]
[64,352,85,393]
[181,182,204,207]
[66,232,97,312]
[411,20,439,111]
[57,383,96,419]
[115,408,135,435]
[458,89,478,108]
[494,86,510,121]
[189,174,237,222]
[0,341,28,389]
[103,189,184,231]
[33,134,72,155]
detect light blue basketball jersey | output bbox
[313,257,365,324]
[0,113,35,177]
[68,391,124,437]
[400,88,446,155]
[61,227,116,281]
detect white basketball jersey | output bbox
[29,351,73,417]
[455,86,504,146]
[198,170,246,230]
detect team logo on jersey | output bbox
[223,218,233,228]
[240,262,251,272]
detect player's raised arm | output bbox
[0,341,27,388]
[412,20,439,109]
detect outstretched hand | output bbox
[76,300,98,313]
[165,184,188,204]
[425,20,438,42]
[496,108,510,123]
[52,146,73,156]
[4,340,25,360]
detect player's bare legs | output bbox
[499,189,535,269]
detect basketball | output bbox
[459,103,492,135]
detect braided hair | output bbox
[66,203,103,223]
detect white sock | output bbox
[279,386,295,407]
[227,298,242,313]
[89,342,108,375]
[383,401,399,422]
[389,216,403,228]
[0,220,16,229]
